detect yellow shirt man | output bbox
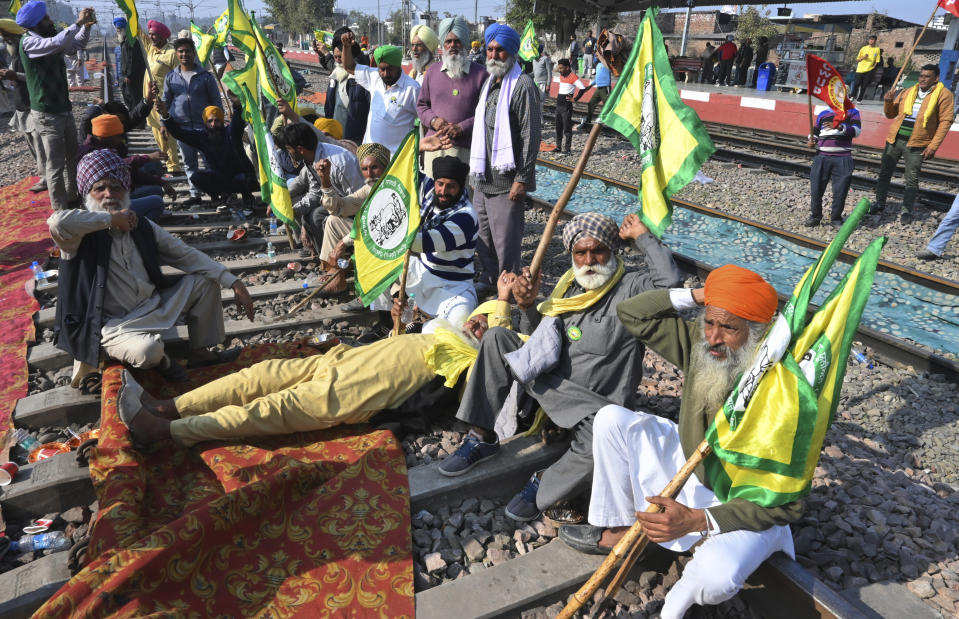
[856,42,881,74]
[138,28,181,172]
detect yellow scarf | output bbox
[424,329,480,388]
[903,81,943,129]
[536,261,625,317]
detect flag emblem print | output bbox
[360,178,414,260]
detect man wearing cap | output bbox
[114,17,145,113]
[416,16,488,177]
[438,212,681,526]
[341,31,420,154]
[48,150,255,386]
[558,266,801,619]
[156,92,257,211]
[140,19,181,176]
[0,18,45,193]
[409,24,438,84]
[164,37,222,207]
[17,1,95,210]
[469,23,541,291]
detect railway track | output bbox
[0,48,948,619]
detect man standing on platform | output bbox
[469,24,541,291]
[114,17,144,112]
[751,36,768,88]
[417,16,488,177]
[567,34,580,73]
[699,42,715,85]
[341,32,420,155]
[554,58,586,154]
[17,1,94,210]
[582,30,597,77]
[872,64,954,223]
[141,20,181,177]
[804,106,861,227]
[733,38,752,87]
[715,35,736,86]
[851,35,880,101]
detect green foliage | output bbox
[348,10,381,44]
[263,0,335,35]
[735,7,777,43]
[389,9,405,45]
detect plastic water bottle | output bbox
[268,217,277,236]
[12,428,40,452]
[301,274,319,289]
[10,531,72,553]
[336,258,351,269]
[31,261,47,286]
[401,293,416,324]
[266,240,276,263]
[851,349,873,369]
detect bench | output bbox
[670,56,703,83]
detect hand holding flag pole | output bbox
[892,0,950,90]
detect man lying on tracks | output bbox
[48,150,255,388]
[116,278,517,448]
[437,212,683,524]
[558,266,802,619]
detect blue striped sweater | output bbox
[411,189,479,282]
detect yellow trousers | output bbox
[150,124,182,173]
[170,336,437,446]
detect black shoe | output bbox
[868,202,884,215]
[828,218,844,227]
[156,358,189,383]
[356,323,390,344]
[803,217,820,227]
[900,212,913,224]
[917,250,941,261]
[558,524,614,555]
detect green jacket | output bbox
[617,289,804,533]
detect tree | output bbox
[389,8,406,46]
[734,7,778,43]
[264,0,335,35]
[349,10,381,45]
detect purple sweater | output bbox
[416,61,489,148]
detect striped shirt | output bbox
[557,71,586,96]
[412,187,479,281]
[899,87,930,137]
[814,108,861,156]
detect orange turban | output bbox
[313,117,343,140]
[704,265,778,323]
[202,106,224,123]
[91,114,125,138]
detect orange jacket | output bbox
[884,82,955,150]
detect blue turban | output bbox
[438,16,470,47]
[484,23,520,56]
[16,0,46,29]
[113,16,127,28]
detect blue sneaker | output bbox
[505,473,541,521]
[438,432,499,477]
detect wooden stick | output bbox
[528,121,604,280]
[285,271,340,316]
[806,86,815,150]
[891,1,940,89]
[393,251,413,336]
[557,440,713,619]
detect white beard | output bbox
[442,50,468,79]
[688,317,763,414]
[86,192,131,214]
[412,52,432,74]
[422,317,481,349]
[487,56,516,79]
[572,255,618,290]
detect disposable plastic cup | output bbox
[0,461,18,485]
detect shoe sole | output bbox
[437,450,498,477]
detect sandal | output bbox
[78,372,101,396]
[186,347,242,369]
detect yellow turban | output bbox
[410,24,439,53]
[313,117,343,140]
[0,18,25,35]
[202,106,224,123]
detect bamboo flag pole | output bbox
[891,0,941,89]
[392,251,413,336]
[286,271,339,316]
[528,121,604,280]
[557,440,713,619]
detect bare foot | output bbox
[600,526,630,548]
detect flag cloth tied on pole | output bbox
[251,13,297,108]
[703,198,886,507]
[8,0,21,19]
[213,9,229,46]
[598,7,715,238]
[113,0,139,44]
[314,29,335,46]
[518,20,538,62]
[351,130,421,305]
[940,0,959,18]
[221,62,297,228]
[190,21,215,65]
[806,54,855,126]
[227,0,256,57]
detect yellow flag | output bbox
[351,131,421,305]
[190,21,214,65]
[112,0,139,44]
[227,0,256,57]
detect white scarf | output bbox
[469,61,522,180]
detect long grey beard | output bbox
[412,52,432,74]
[572,255,617,290]
[86,192,131,214]
[688,318,762,414]
[487,56,516,79]
[442,51,469,79]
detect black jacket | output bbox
[325,75,370,144]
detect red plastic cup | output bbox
[0,461,18,486]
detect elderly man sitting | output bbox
[117,289,516,448]
[559,266,802,619]
[49,150,255,386]
[438,212,682,524]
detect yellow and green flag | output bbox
[704,198,886,507]
[598,7,714,237]
[252,13,297,108]
[190,21,215,65]
[518,20,538,62]
[213,9,229,46]
[227,0,256,57]
[351,130,421,304]
[8,0,21,18]
[314,29,335,46]
[221,62,296,228]
[112,0,139,45]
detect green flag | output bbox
[518,20,538,62]
[313,29,335,46]
[213,9,229,47]
[190,21,215,65]
[598,7,715,237]
[227,0,256,57]
[8,0,21,17]
[251,13,297,108]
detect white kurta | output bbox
[404,258,477,325]
[589,405,795,619]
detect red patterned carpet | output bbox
[0,176,52,435]
[35,342,414,618]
